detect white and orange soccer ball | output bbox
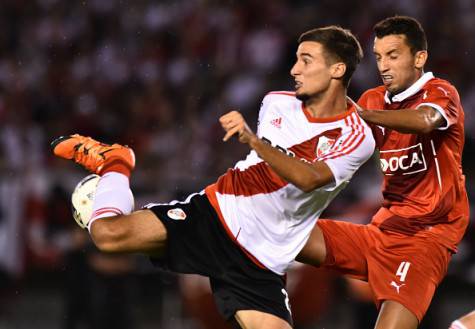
[71,174,100,229]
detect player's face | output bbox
[373,34,427,94]
[291,41,333,101]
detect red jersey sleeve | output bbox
[417,81,460,130]
[357,88,386,148]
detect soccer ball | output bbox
[71,174,100,229]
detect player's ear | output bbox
[331,62,346,80]
[414,50,427,69]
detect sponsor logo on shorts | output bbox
[390,281,405,294]
[281,289,291,314]
[167,208,187,220]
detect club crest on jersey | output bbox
[379,143,427,175]
[316,136,336,157]
[167,208,187,220]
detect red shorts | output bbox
[317,220,452,321]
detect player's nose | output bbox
[378,58,390,72]
[290,63,301,77]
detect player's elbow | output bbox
[303,173,336,192]
[418,119,436,134]
[90,217,129,253]
[297,176,326,193]
[417,107,442,133]
[299,182,318,193]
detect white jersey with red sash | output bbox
[205,91,375,274]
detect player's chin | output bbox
[384,81,401,94]
[387,85,402,94]
[295,91,310,102]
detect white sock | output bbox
[87,172,134,232]
[450,320,468,329]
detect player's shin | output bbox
[88,172,135,231]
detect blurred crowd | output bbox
[0,0,474,328]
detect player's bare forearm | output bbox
[358,106,444,134]
[249,137,334,192]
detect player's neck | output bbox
[304,87,348,119]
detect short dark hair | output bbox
[373,16,427,53]
[298,26,363,87]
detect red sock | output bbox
[100,159,132,178]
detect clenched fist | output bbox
[219,111,258,145]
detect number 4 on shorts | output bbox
[396,261,411,282]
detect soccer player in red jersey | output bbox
[297,16,469,329]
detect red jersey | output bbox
[358,72,469,252]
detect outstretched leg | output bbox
[374,300,418,329]
[52,134,167,256]
[234,310,292,329]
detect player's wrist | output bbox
[248,134,261,149]
[357,108,371,121]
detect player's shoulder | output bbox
[359,86,386,99]
[424,77,459,98]
[263,91,298,102]
[358,86,386,107]
[261,91,300,110]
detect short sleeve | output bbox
[357,90,371,108]
[417,84,459,130]
[316,115,376,190]
[256,94,275,138]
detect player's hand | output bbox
[219,111,257,145]
[346,96,365,116]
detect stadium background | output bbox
[0,0,473,328]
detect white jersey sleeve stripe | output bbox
[319,113,364,160]
[323,130,365,160]
[319,114,365,160]
[341,114,356,148]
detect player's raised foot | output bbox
[51,134,135,175]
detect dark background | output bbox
[0,0,473,328]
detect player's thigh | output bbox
[367,234,451,322]
[234,310,292,329]
[374,300,418,329]
[308,220,369,279]
[91,209,167,255]
[296,222,326,266]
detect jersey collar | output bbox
[384,72,434,104]
[301,100,356,123]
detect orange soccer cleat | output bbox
[51,134,135,176]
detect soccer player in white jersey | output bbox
[52,26,375,329]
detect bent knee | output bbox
[89,210,167,254]
[89,215,130,253]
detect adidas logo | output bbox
[270,117,282,128]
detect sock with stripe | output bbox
[450,320,468,329]
[87,172,134,232]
